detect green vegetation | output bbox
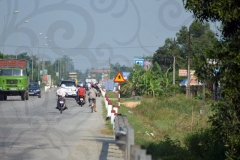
[183,1,240,159]
[105,91,118,98]
[103,15,240,158]
[106,93,214,159]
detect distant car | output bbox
[60,80,77,97]
[28,82,41,98]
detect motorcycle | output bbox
[85,86,89,91]
[58,96,66,113]
[77,96,85,107]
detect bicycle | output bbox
[89,98,95,113]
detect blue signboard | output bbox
[134,59,144,67]
[104,79,114,91]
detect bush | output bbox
[146,136,194,160]
[185,129,226,160]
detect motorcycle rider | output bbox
[88,83,98,112]
[77,83,86,103]
[75,84,80,101]
[56,84,68,110]
[94,82,101,96]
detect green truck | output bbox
[0,59,30,101]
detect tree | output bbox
[152,38,174,73]
[183,0,240,38]
[183,0,240,158]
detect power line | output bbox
[40,58,133,62]
[0,44,159,50]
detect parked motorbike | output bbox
[58,96,66,113]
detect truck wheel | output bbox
[3,95,7,100]
[0,95,3,101]
[21,92,25,101]
[26,92,29,100]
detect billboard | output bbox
[40,70,43,76]
[43,74,47,81]
[144,60,152,70]
[134,59,144,67]
[179,69,198,85]
[179,69,195,76]
[44,70,48,74]
[134,58,152,69]
[47,75,51,86]
[103,79,114,91]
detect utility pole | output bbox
[186,31,191,97]
[37,43,39,82]
[32,36,34,81]
[32,55,33,81]
[58,59,61,82]
[42,57,44,83]
[58,59,60,81]
[108,58,110,79]
[173,38,176,85]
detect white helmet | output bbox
[61,84,66,88]
[80,83,83,87]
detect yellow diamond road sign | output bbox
[113,71,126,83]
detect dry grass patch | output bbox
[121,101,141,108]
[100,128,114,135]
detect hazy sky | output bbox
[0,0,217,72]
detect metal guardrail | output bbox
[101,88,152,160]
[114,114,152,160]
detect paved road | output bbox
[0,90,118,160]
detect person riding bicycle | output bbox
[88,83,98,112]
[77,83,86,103]
[56,84,68,110]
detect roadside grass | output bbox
[106,91,214,159]
[106,91,118,98]
[100,100,114,136]
[106,91,139,102]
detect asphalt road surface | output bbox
[0,90,117,160]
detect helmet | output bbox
[80,83,83,87]
[61,84,66,88]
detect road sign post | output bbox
[113,71,126,108]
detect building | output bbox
[89,69,108,78]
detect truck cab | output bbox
[0,59,29,101]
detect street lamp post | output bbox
[16,20,28,59]
[37,33,43,83]
[3,11,19,54]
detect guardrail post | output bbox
[111,110,116,124]
[113,111,152,159]
[107,100,112,118]
[113,104,119,114]
[131,145,141,160]
[105,98,108,110]
[101,88,105,97]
